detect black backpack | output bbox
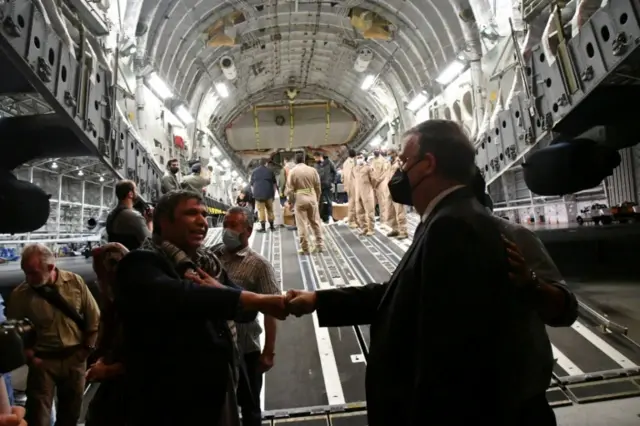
[105,206,142,250]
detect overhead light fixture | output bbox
[147,72,173,100]
[369,135,383,147]
[99,176,104,182]
[175,105,194,125]
[221,159,230,168]
[77,170,84,176]
[406,91,428,112]
[435,60,466,86]
[50,161,58,169]
[211,146,222,157]
[361,75,375,91]
[215,83,229,98]
[231,170,238,177]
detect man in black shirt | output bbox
[313,152,337,223]
[115,190,288,425]
[105,180,152,250]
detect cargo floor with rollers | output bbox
[2,218,640,425]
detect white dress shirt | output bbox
[420,185,466,223]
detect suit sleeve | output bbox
[413,217,513,424]
[115,251,242,320]
[218,268,258,324]
[315,283,387,326]
[511,226,578,327]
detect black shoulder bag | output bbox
[31,285,86,331]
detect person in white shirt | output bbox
[471,167,578,426]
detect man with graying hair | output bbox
[8,243,100,426]
[284,120,530,425]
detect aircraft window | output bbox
[545,78,552,88]
[620,13,628,25]
[601,26,610,42]
[33,36,40,49]
[481,142,485,150]
[95,101,99,110]
[452,101,462,121]
[48,48,55,65]
[500,153,504,161]
[526,66,532,76]
[502,120,507,128]
[495,128,500,136]
[586,43,595,58]
[553,104,559,113]
[462,91,473,116]
[539,52,545,63]
[487,136,492,143]
[61,66,67,82]
[17,15,25,28]
[515,110,520,119]
[97,74,101,83]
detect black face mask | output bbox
[387,161,426,206]
[373,152,380,157]
[170,167,179,174]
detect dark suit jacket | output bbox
[250,165,276,201]
[114,250,257,425]
[315,187,521,425]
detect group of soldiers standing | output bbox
[235,148,408,255]
[342,147,409,239]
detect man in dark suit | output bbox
[286,120,522,425]
[115,190,288,426]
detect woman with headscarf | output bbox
[84,243,129,426]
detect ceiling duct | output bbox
[220,56,237,80]
[349,7,393,41]
[353,47,373,73]
[204,11,246,47]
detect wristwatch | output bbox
[524,270,544,305]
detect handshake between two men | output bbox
[185,267,316,320]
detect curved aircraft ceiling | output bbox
[127,0,481,149]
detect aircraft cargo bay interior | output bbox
[1,0,640,425]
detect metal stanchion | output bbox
[353,325,369,361]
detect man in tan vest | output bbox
[342,149,358,228]
[286,152,324,254]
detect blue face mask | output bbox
[223,229,243,251]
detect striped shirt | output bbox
[214,244,280,355]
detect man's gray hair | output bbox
[227,206,254,230]
[21,243,55,266]
[406,119,476,184]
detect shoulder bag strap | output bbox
[31,285,86,331]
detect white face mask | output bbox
[356,158,364,166]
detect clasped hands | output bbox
[239,289,316,321]
[185,268,316,321]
